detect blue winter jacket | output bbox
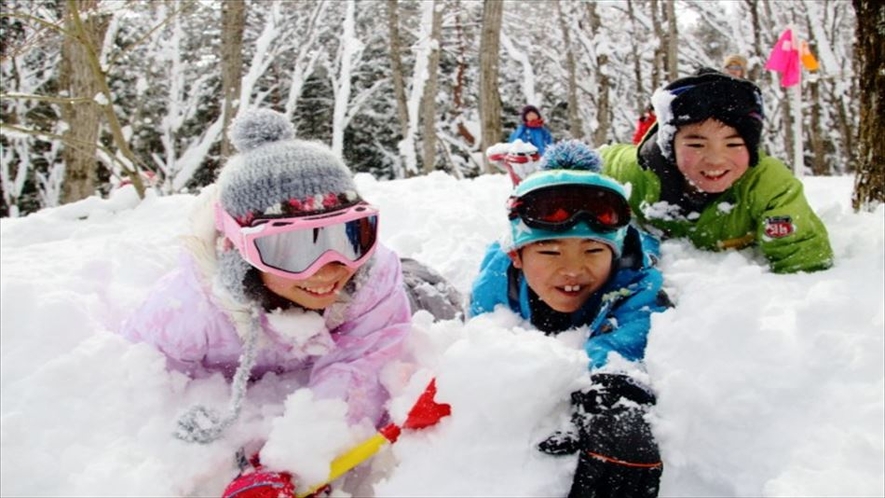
[508,124,554,156]
[469,227,669,370]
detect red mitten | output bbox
[222,465,295,498]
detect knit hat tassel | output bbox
[174,313,261,444]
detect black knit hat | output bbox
[652,72,765,167]
[520,105,542,123]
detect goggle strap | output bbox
[215,204,251,256]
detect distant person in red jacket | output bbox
[632,104,656,145]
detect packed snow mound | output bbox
[1,173,882,497]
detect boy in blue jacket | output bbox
[470,141,669,497]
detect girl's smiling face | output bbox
[260,262,356,310]
[673,119,750,193]
[511,238,613,313]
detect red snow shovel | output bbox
[296,378,451,497]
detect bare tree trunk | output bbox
[452,0,475,147]
[387,0,409,140]
[807,76,827,175]
[331,0,358,157]
[746,0,765,82]
[782,87,794,166]
[800,12,827,175]
[664,0,678,79]
[650,0,664,88]
[479,0,503,174]
[626,0,646,112]
[585,1,609,146]
[780,9,798,168]
[761,0,775,63]
[220,0,246,159]
[760,0,780,148]
[59,0,108,203]
[851,0,885,211]
[832,87,856,170]
[421,0,443,174]
[62,0,146,201]
[556,0,583,139]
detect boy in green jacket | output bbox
[601,71,833,274]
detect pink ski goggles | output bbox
[215,202,380,280]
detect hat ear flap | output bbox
[217,249,253,303]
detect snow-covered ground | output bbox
[1,172,882,497]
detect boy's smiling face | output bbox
[674,119,751,193]
[511,238,613,313]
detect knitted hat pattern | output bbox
[215,109,361,301]
[507,140,630,257]
[218,109,360,224]
[651,72,765,167]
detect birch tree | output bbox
[321,0,388,161]
[387,0,409,140]
[434,0,481,178]
[581,1,610,146]
[650,0,665,88]
[625,0,648,113]
[398,0,436,176]
[746,0,765,82]
[421,0,443,174]
[478,0,503,174]
[556,1,583,139]
[803,0,857,174]
[281,1,329,120]
[330,0,360,157]
[499,32,538,107]
[138,1,222,193]
[160,0,324,190]
[449,0,476,149]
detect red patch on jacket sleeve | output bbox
[764,216,795,238]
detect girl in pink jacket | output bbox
[120,109,412,458]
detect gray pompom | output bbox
[229,109,295,153]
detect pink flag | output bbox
[765,28,801,87]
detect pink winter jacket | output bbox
[120,196,412,427]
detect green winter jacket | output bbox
[600,141,834,274]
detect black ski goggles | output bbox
[507,184,631,233]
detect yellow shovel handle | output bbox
[296,432,390,498]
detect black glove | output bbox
[539,374,663,498]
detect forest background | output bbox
[0,0,868,217]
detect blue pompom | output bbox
[229,109,295,153]
[540,140,602,172]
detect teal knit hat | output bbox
[506,141,630,257]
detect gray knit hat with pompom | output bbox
[218,109,360,223]
[216,109,360,301]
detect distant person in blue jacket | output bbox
[508,105,554,156]
[469,140,670,498]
